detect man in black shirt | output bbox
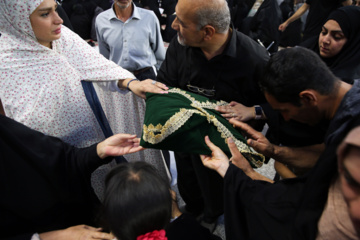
[156,0,269,230]
[201,47,360,239]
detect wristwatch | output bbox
[254,105,262,120]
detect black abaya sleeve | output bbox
[223,164,305,240]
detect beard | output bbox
[115,0,131,9]
[177,33,186,46]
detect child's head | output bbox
[102,162,172,240]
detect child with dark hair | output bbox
[102,162,222,240]
[102,162,172,240]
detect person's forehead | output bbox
[176,0,198,23]
[264,92,295,110]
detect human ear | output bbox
[299,90,317,106]
[203,25,215,41]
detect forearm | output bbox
[272,143,325,169]
[284,3,309,24]
[39,230,64,240]
[246,169,274,183]
[117,78,138,90]
[274,161,297,179]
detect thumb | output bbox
[204,136,219,152]
[247,138,260,152]
[228,137,243,159]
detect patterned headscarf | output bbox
[0,0,138,147]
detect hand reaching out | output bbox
[215,101,255,122]
[200,136,231,178]
[39,225,114,240]
[229,119,276,158]
[97,134,144,159]
[201,135,273,182]
[128,79,169,99]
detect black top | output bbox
[157,28,269,106]
[166,213,222,240]
[247,0,282,53]
[0,115,111,240]
[302,0,345,41]
[223,80,360,240]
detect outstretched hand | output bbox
[97,134,144,159]
[129,79,169,99]
[215,101,255,122]
[229,119,275,158]
[39,225,114,240]
[201,135,272,182]
[200,136,255,177]
[200,136,231,178]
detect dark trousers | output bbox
[174,152,224,222]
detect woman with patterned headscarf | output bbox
[0,0,169,199]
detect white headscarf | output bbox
[0,0,136,146]
[0,0,167,195]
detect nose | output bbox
[54,12,64,25]
[322,34,331,44]
[171,17,179,31]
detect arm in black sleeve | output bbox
[223,164,303,240]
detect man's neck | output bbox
[201,28,232,60]
[327,80,352,120]
[114,3,133,22]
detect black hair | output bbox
[260,47,339,106]
[101,162,172,240]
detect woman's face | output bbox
[339,146,360,232]
[29,0,63,48]
[318,20,348,58]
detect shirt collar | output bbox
[109,2,141,21]
[132,3,141,20]
[222,25,237,58]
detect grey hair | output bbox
[195,0,230,33]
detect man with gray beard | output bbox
[156,0,269,232]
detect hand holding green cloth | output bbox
[140,88,265,168]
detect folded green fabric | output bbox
[140,88,264,168]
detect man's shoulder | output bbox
[136,7,158,19]
[233,30,269,60]
[96,8,113,20]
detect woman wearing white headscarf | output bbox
[0,0,169,197]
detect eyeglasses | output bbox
[187,83,216,97]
